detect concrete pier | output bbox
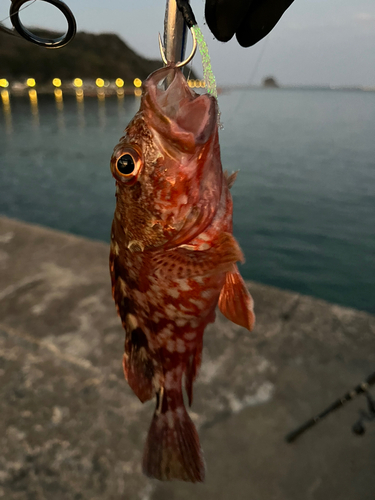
[0,216,374,500]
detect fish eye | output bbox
[117,154,135,175]
[113,146,143,182]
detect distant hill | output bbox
[0,29,194,84]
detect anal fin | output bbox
[218,265,255,331]
[123,327,161,403]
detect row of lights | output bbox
[0,78,143,89]
[1,77,206,89]
[188,80,206,88]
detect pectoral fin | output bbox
[218,265,255,331]
[152,232,244,280]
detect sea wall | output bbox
[0,216,374,500]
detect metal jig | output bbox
[0,0,76,48]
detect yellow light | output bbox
[116,78,124,88]
[0,79,9,88]
[134,88,142,97]
[52,78,61,87]
[96,78,104,88]
[54,88,63,99]
[187,80,194,88]
[133,78,142,88]
[26,78,36,87]
[200,80,205,87]
[1,89,10,104]
[73,78,83,88]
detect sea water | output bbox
[0,89,374,313]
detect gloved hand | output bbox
[205,0,295,47]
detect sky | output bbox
[1,0,375,87]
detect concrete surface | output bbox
[0,215,374,500]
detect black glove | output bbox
[205,0,295,47]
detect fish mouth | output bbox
[141,66,218,153]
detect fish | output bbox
[109,65,255,483]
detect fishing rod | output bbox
[0,0,76,48]
[285,371,375,443]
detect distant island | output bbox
[262,76,280,88]
[0,29,195,85]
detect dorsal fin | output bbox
[223,170,239,189]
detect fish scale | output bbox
[109,65,255,482]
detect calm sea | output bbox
[0,89,374,313]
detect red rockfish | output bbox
[109,65,255,482]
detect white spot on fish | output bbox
[150,282,161,294]
[152,311,164,323]
[166,339,175,352]
[199,233,210,242]
[184,331,196,340]
[126,313,138,331]
[133,289,147,306]
[178,280,191,292]
[201,289,215,299]
[111,241,120,255]
[158,325,174,340]
[167,287,179,299]
[175,318,188,327]
[138,346,149,361]
[165,303,178,319]
[118,277,127,294]
[190,318,200,328]
[198,243,210,251]
[193,276,204,284]
[116,211,121,221]
[165,368,181,389]
[178,194,188,206]
[176,338,186,353]
[189,298,205,309]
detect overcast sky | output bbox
[1,0,375,86]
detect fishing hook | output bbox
[1,0,76,48]
[158,25,197,68]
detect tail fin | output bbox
[142,389,205,482]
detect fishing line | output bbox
[224,35,270,128]
[248,34,270,86]
[0,0,36,27]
